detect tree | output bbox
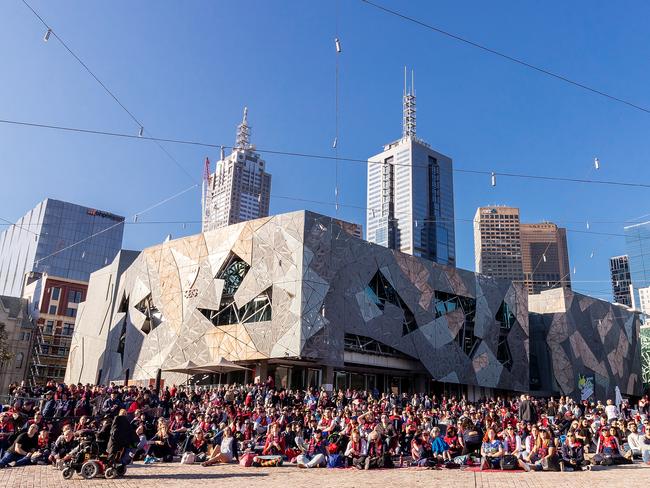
[0,322,12,363]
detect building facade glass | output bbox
[624,221,650,307]
[610,255,632,307]
[0,199,124,296]
[366,138,455,265]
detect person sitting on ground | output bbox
[0,412,16,458]
[533,429,560,471]
[146,419,176,463]
[560,432,589,471]
[430,427,451,463]
[480,428,504,470]
[461,418,483,455]
[0,423,39,468]
[443,425,462,459]
[502,425,530,471]
[596,426,632,465]
[344,430,366,468]
[625,422,643,459]
[182,430,208,464]
[355,430,392,470]
[261,422,285,456]
[48,429,77,468]
[201,426,235,466]
[296,429,328,468]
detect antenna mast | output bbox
[402,67,416,139]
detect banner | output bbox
[577,373,594,401]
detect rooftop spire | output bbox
[235,106,252,149]
[402,67,416,139]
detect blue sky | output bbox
[3,0,650,300]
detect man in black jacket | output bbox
[518,395,537,424]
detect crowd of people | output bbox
[1,378,650,475]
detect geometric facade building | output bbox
[529,288,643,400]
[0,198,124,297]
[69,210,527,393]
[64,250,139,386]
[366,74,455,266]
[610,255,632,307]
[67,211,643,400]
[202,108,272,232]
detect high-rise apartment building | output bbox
[202,108,272,232]
[638,286,650,316]
[610,255,632,307]
[0,199,124,297]
[520,223,571,294]
[473,206,523,281]
[366,72,455,265]
[474,206,571,294]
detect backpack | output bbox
[181,452,195,464]
[327,454,343,468]
[239,452,255,467]
[500,454,518,470]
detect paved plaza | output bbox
[1,462,649,488]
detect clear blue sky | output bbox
[3,0,650,300]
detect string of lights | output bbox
[20,0,196,183]
[2,117,650,191]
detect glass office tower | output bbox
[0,199,124,296]
[624,221,650,308]
[366,72,455,266]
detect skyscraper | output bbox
[473,206,523,281]
[202,108,272,232]
[366,71,455,265]
[624,221,650,306]
[0,199,124,297]
[474,206,571,294]
[520,223,571,294]
[610,255,632,307]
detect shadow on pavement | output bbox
[136,472,269,480]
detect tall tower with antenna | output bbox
[366,68,456,265]
[202,107,272,232]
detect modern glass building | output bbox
[0,199,124,296]
[610,255,632,307]
[624,221,650,307]
[366,74,455,265]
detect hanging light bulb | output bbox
[334,37,342,53]
[138,126,144,137]
[491,172,497,187]
[44,28,52,42]
[332,137,338,149]
[594,157,600,170]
